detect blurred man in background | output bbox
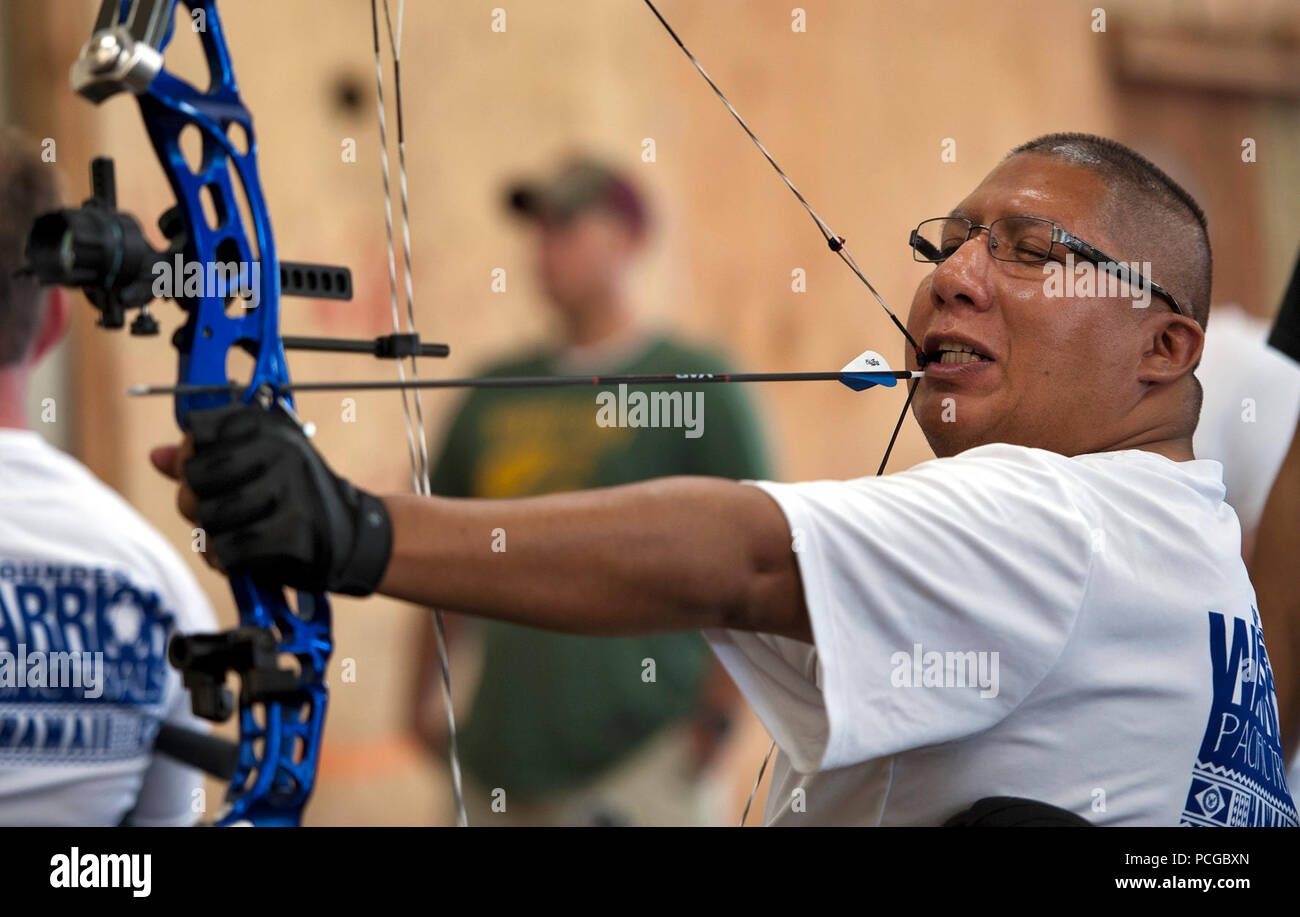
[410,156,771,825]
[0,129,215,826]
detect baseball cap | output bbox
[506,157,648,237]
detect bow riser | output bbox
[69,0,332,827]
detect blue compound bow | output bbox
[25,0,454,826]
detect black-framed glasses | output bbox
[908,216,1185,316]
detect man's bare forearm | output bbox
[377,476,810,640]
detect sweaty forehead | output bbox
[949,155,1114,239]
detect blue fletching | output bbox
[839,372,900,392]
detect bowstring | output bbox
[370,0,421,492]
[640,0,921,826]
[371,0,468,828]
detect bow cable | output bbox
[372,0,468,827]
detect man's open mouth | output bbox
[927,343,994,365]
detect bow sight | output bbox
[26,157,448,359]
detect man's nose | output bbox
[929,234,995,312]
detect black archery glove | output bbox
[184,404,392,596]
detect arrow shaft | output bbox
[129,370,924,397]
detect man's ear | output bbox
[28,287,69,364]
[1136,311,1204,385]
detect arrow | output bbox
[127,368,923,397]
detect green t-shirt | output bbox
[431,334,772,798]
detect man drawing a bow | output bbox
[154,134,1298,827]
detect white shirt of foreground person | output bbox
[1192,304,1300,795]
[707,444,1298,826]
[0,430,217,826]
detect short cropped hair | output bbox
[1008,132,1212,328]
[0,128,61,366]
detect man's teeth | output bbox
[935,344,989,365]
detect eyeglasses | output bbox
[908,216,1185,316]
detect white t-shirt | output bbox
[0,429,217,826]
[707,444,1298,826]
[1193,305,1300,792]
